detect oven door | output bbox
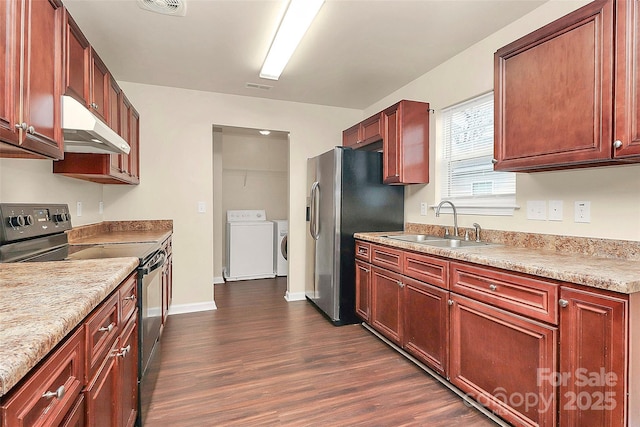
[138,250,165,425]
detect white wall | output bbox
[0,158,104,225]
[365,0,640,241]
[102,83,361,308]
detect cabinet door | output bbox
[613,0,640,158]
[371,265,403,345]
[355,260,371,322]
[450,294,557,427]
[403,276,449,376]
[360,112,383,146]
[85,341,118,427]
[383,104,401,184]
[63,11,89,105]
[108,76,122,174]
[118,315,138,427]
[119,94,131,175]
[89,48,109,123]
[342,123,360,147]
[128,105,140,181]
[20,0,64,159]
[0,0,20,146]
[494,0,614,171]
[558,287,626,427]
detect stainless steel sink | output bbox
[385,234,500,249]
[421,239,499,249]
[385,234,444,242]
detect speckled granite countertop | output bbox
[67,220,172,245]
[0,258,139,397]
[355,231,640,294]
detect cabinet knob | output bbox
[491,158,498,164]
[489,284,497,291]
[15,122,27,131]
[42,385,65,400]
[397,281,404,288]
[559,299,569,308]
[124,294,136,301]
[98,323,115,333]
[613,140,623,149]
[91,102,99,110]
[27,125,35,134]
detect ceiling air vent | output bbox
[137,0,187,16]
[245,83,273,91]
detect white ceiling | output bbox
[63,0,545,110]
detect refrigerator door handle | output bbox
[310,181,320,240]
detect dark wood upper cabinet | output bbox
[89,48,109,124]
[495,0,640,171]
[342,112,383,148]
[0,0,64,160]
[63,11,89,105]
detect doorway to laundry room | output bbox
[212,125,289,290]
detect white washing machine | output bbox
[224,210,275,281]
[272,220,288,276]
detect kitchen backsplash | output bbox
[405,222,640,261]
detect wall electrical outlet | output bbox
[420,202,428,216]
[76,201,82,217]
[574,201,591,223]
[526,200,547,220]
[548,200,563,221]
[197,201,206,213]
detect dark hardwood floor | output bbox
[145,278,499,426]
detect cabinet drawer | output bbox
[451,262,558,324]
[1,327,84,427]
[119,273,137,324]
[355,240,371,262]
[371,244,402,273]
[403,251,448,289]
[85,292,119,381]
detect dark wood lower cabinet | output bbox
[449,294,557,427]
[355,260,371,321]
[85,340,119,427]
[558,287,626,427]
[61,395,85,427]
[371,265,403,345]
[403,276,449,377]
[120,314,139,427]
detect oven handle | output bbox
[140,250,166,276]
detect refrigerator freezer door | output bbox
[311,148,341,321]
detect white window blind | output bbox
[440,92,516,215]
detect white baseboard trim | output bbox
[213,276,225,284]
[284,291,306,302]
[168,301,217,315]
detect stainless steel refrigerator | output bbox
[306,147,404,325]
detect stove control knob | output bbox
[53,213,68,223]
[8,215,26,227]
[23,214,34,226]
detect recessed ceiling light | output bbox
[259,130,271,136]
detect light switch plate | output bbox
[526,200,546,220]
[197,201,206,213]
[76,201,82,217]
[420,202,428,216]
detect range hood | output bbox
[62,96,131,155]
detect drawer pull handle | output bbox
[42,385,65,400]
[397,281,404,288]
[559,299,569,308]
[116,344,131,357]
[363,268,370,273]
[124,295,136,301]
[98,323,115,333]
[489,284,497,291]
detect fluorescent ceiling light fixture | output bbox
[259,130,271,136]
[260,0,325,80]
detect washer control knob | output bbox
[8,215,26,227]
